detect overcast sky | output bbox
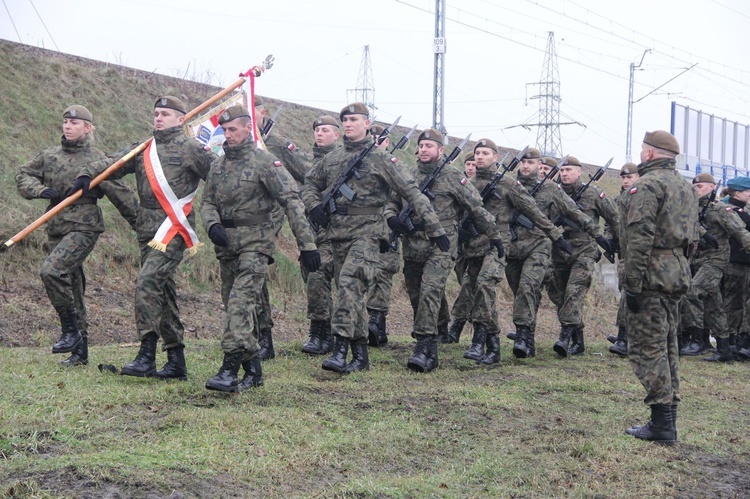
[3,0,749,166]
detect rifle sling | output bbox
[335,206,381,216]
[220,213,273,227]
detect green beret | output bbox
[463,153,475,164]
[417,128,444,145]
[475,138,498,153]
[643,130,680,155]
[727,177,750,191]
[566,156,582,167]
[620,162,638,176]
[369,124,385,136]
[312,115,339,130]
[218,105,250,125]
[524,147,542,159]
[693,172,716,184]
[154,95,187,114]
[63,105,92,123]
[541,157,558,167]
[340,102,369,121]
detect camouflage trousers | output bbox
[447,253,471,323]
[135,239,185,350]
[616,260,627,328]
[550,251,596,328]
[331,237,379,340]
[403,252,454,337]
[722,262,750,335]
[41,231,100,335]
[218,251,267,355]
[366,247,401,313]
[306,239,335,321]
[505,238,551,330]
[681,262,727,338]
[463,252,507,333]
[627,291,681,406]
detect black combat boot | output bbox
[568,327,586,356]
[437,322,450,343]
[463,323,488,361]
[319,322,333,354]
[625,404,676,445]
[205,351,243,392]
[737,332,750,361]
[52,310,83,354]
[480,333,501,365]
[407,335,439,373]
[506,331,517,341]
[322,335,350,373]
[512,325,532,358]
[344,339,370,374]
[258,329,275,361]
[609,325,628,357]
[606,333,618,344]
[237,356,264,391]
[60,335,88,367]
[378,315,388,346]
[527,328,536,357]
[367,310,386,347]
[703,336,733,363]
[444,318,466,344]
[153,346,188,380]
[681,327,709,356]
[302,320,326,354]
[553,325,575,357]
[121,333,158,377]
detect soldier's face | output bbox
[63,118,91,141]
[221,118,252,147]
[417,140,444,163]
[342,114,369,141]
[693,182,715,198]
[154,108,184,130]
[314,125,339,147]
[474,147,497,169]
[539,163,552,179]
[640,143,653,163]
[621,173,639,190]
[733,190,750,204]
[464,161,476,178]
[519,158,540,177]
[560,165,581,185]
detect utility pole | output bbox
[432,0,447,134]
[347,45,376,118]
[626,50,650,162]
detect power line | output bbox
[710,0,750,21]
[2,0,22,42]
[28,0,59,51]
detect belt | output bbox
[220,213,273,228]
[563,231,589,239]
[412,217,457,232]
[651,247,682,255]
[61,197,96,206]
[139,199,162,209]
[335,206,381,216]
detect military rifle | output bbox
[309,116,401,232]
[389,123,418,153]
[698,182,720,228]
[387,133,472,251]
[260,103,284,141]
[511,155,569,231]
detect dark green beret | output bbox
[63,105,92,123]
[218,105,250,125]
[313,115,339,130]
[464,153,475,163]
[369,124,385,136]
[524,147,542,159]
[417,128,444,145]
[541,157,558,167]
[643,130,680,155]
[693,172,716,184]
[474,138,498,153]
[340,102,369,121]
[620,162,638,176]
[154,95,187,114]
[566,156,582,167]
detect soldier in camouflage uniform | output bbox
[622,130,699,445]
[507,150,603,358]
[200,105,319,392]
[385,129,500,372]
[302,102,446,374]
[80,96,215,380]
[549,156,619,357]
[458,139,572,364]
[16,105,138,366]
[302,115,340,355]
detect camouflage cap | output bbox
[693,172,716,184]
[620,162,638,176]
[340,102,369,121]
[63,105,93,123]
[566,156,582,167]
[463,153,475,164]
[643,130,680,155]
[369,124,385,136]
[727,176,750,191]
[417,128,444,145]
[541,157,558,167]
[154,95,187,114]
[524,147,542,159]
[218,104,250,125]
[474,138,498,153]
[312,115,339,130]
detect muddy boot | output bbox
[60,335,88,367]
[121,333,158,377]
[553,325,574,357]
[238,356,264,391]
[704,336,733,363]
[153,346,188,380]
[52,310,82,354]
[258,329,275,361]
[480,333,501,365]
[444,318,466,344]
[407,335,439,373]
[681,327,708,356]
[319,322,333,354]
[463,323,488,361]
[302,320,325,354]
[626,404,676,445]
[367,310,386,347]
[568,327,585,356]
[344,339,370,374]
[437,322,451,343]
[205,351,243,392]
[512,325,532,359]
[609,325,628,357]
[322,335,350,373]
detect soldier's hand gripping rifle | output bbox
[387,133,471,251]
[260,103,284,141]
[458,147,528,239]
[696,183,721,254]
[308,117,401,232]
[389,123,418,153]
[510,156,568,232]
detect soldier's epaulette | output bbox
[273,160,282,167]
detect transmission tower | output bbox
[347,45,376,118]
[432,0,447,134]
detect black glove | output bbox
[66,176,91,197]
[594,250,602,263]
[299,249,321,272]
[39,188,61,201]
[699,232,719,250]
[553,237,574,255]
[379,239,391,253]
[611,238,620,254]
[490,238,504,259]
[308,204,328,227]
[430,234,450,252]
[457,227,472,244]
[625,289,641,313]
[208,224,229,247]
[387,216,411,235]
[595,235,613,255]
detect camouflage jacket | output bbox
[301,136,444,242]
[694,196,750,268]
[264,131,312,185]
[557,180,618,242]
[16,134,138,237]
[82,126,215,243]
[200,139,316,260]
[726,197,750,265]
[621,158,699,295]
[462,166,563,259]
[384,160,499,261]
[312,142,339,162]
